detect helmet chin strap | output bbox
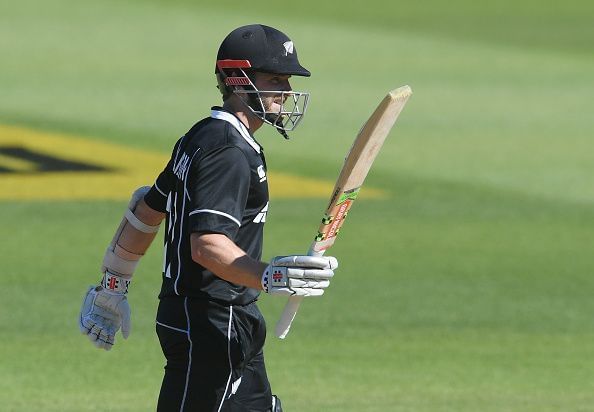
[266,114,290,139]
[277,127,290,140]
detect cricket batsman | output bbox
[78,24,338,411]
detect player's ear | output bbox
[215,72,233,100]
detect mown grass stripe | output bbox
[0,124,385,200]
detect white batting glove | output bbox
[79,272,131,351]
[262,255,338,297]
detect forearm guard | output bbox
[101,186,160,279]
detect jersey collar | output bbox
[210,108,261,154]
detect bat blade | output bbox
[274,85,413,339]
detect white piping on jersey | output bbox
[156,320,188,334]
[183,149,201,202]
[154,181,167,197]
[173,135,186,165]
[211,109,261,154]
[217,305,235,412]
[189,209,241,227]
[180,297,193,412]
[163,137,185,281]
[172,147,201,295]
[173,191,181,294]
[177,149,200,292]
[164,192,173,279]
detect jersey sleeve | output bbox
[144,138,185,212]
[144,166,172,213]
[188,146,250,240]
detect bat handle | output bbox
[274,295,304,339]
[274,247,323,339]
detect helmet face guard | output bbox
[217,59,309,138]
[237,89,309,132]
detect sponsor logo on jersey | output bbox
[231,377,243,395]
[257,164,267,182]
[253,201,268,223]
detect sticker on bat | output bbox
[316,197,356,241]
[336,188,360,205]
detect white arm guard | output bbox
[101,186,160,278]
[79,186,161,350]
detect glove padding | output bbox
[79,285,131,351]
[262,255,338,297]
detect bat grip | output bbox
[274,247,324,339]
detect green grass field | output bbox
[1,0,593,410]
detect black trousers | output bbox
[156,296,273,411]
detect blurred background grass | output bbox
[1,0,593,411]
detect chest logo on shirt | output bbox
[253,202,268,223]
[257,165,267,182]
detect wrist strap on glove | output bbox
[101,271,131,294]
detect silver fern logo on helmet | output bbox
[283,41,294,56]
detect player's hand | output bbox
[79,281,131,351]
[262,255,338,297]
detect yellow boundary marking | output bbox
[0,124,385,200]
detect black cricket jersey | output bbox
[144,107,269,305]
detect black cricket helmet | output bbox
[216,24,310,77]
[215,24,311,138]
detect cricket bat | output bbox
[274,85,413,339]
